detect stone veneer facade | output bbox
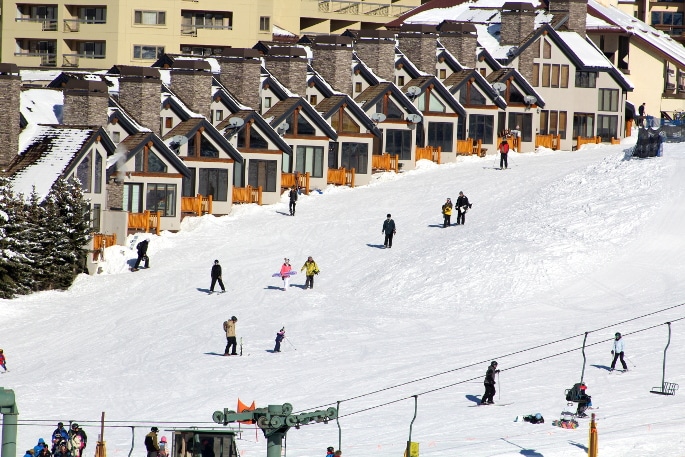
[0,70,21,170]
[62,82,109,127]
[106,180,124,210]
[170,70,213,119]
[438,26,478,69]
[500,8,536,46]
[219,50,262,110]
[550,0,587,37]
[353,35,396,82]
[264,55,308,97]
[399,28,439,75]
[518,42,537,83]
[119,75,162,135]
[312,39,354,95]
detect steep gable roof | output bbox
[263,97,338,140]
[354,82,422,116]
[7,125,114,199]
[402,75,467,116]
[485,67,545,107]
[161,117,243,163]
[217,110,293,154]
[115,132,191,178]
[444,69,507,109]
[315,94,382,137]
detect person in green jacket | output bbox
[300,256,320,289]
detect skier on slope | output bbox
[481,361,500,405]
[289,186,298,216]
[610,332,628,372]
[498,139,510,170]
[442,198,453,228]
[209,260,226,294]
[0,349,7,372]
[382,214,396,248]
[300,256,320,289]
[274,327,285,353]
[223,316,238,356]
[280,258,292,291]
[456,191,472,226]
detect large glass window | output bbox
[94,151,103,194]
[468,115,494,144]
[341,143,369,174]
[148,150,167,172]
[78,41,105,57]
[248,159,277,192]
[91,203,101,232]
[508,113,533,142]
[133,45,164,60]
[295,146,324,178]
[540,111,568,139]
[328,142,339,169]
[146,183,177,217]
[340,110,360,133]
[77,152,92,192]
[597,115,618,142]
[123,183,144,213]
[385,129,412,160]
[134,11,166,25]
[198,169,228,201]
[598,89,619,112]
[427,122,454,152]
[573,113,595,138]
[376,98,404,120]
[237,125,268,149]
[575,71,597,88]
[80,7,107,23]
[182,167,196,197]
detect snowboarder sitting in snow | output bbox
[0,349,7,372]
[274,327,285,352]
[441,198,453,228]
[301,256,320,289]
[481,361,500,405]
[133,239,149,271]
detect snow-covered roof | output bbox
[589,0,685,68]
[12,126,95,199]
[21,89,63,125]
[404,0,549,26]
[557,31,614,68]
[20,69,63,84]
[174,56,221,74]
[475,23,516,60]
[273,24,297,37]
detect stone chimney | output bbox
[0,63,21,170]
[117,66,161,134]
[437,22,478,69]
[500,2,536,46]
[263,46,308,97]
[550,0,587,37]
[170,60,213,119]
[218,48,262,110]
[352,30,397,82]
[310,36,354,95]
[62,79,109,127]
[398,24,439,75]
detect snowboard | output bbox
[469,402,513,407]
[272,271,297,277]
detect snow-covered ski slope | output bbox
[3,140,685,457]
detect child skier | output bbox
[280,259,292,291]
[274,328,285,353]
[0,349,7,372]
[610,332,628,372]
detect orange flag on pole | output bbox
[237,399,256,424]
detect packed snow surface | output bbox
[3,141,685,457]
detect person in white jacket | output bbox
[610,332,628,371]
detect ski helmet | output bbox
[491,361,498,366]
[231,316,237,322]
[615,332,621,338]
[151,427,159,433]
[387,214,391,218]
[214,260,219,264]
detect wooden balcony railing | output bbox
[576,136,601,150]
[416,146,442,163]
[611,137,621,145]
[232,185,263,205]
[456,139,486,157]
[92,233,117,260]
[128,210,161,235]
[281,172,311,195]
[327,167,356,187]
[497,136,521,152]
[372,154,399,173]
[181,194,213,215]
[535,134,561,150]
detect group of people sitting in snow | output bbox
[24,422,87,457]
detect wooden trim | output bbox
[182,157,235,163]
[425,112,460,117]
[336,133,375,138]
[238,148,283,155]
[130,172,183,178]
[282,134,331,140]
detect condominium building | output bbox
[596,0,685,44]
[1,0,423,69]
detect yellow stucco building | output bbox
[1,0,422,69]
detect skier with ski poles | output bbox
[610,332,628,372]
[481,361,500,404]
[274,327,285,353]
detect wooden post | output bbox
[588,413,598,457]
[94,411,106,457]
[257,186,263,206]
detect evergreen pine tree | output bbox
[24,188,51,291]
[0,178,33,297]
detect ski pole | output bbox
[626,356,636,367]
[285,337,297,351]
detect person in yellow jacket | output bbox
[442,198,453,228]
[300,256,320,289]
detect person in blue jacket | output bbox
[52,422,69,451]
[33,438,47,456]
[23,450,35,457]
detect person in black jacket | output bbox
[456,191,471,226]
[133,239,149,270]
[144,427,159,457]
[382,214,396,248]
[210,260,225,294]
[481,361,499,405]
[288,185,298,216]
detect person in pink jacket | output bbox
[280,259,292,291]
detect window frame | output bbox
[133,10,166,26]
